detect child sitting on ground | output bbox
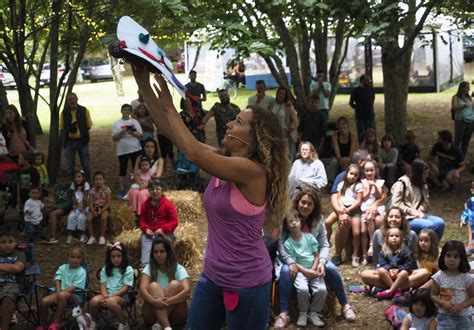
[66,170,90,244]
[37,244,87,330]
[460,181,474,255]
[23,186,44,242]
[0,229,26,330]
[86,171,111,245]
[398,130,420,175]
[43,169,72,244]
[415,228,439,276]
[400,288,437,330]
[378,134,398,188]
[284,210,327,327]
[361,128,379,159]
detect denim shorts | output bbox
[437,313,472,330]
[186,273,271,330]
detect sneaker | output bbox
[98,236,106,245]
[163,327,172,330]
[367,243,373,257]
[341,304,356,322]
[308,312,324,327]
[122,193,129,200]
[376,289,394,300]
[352,256,360,267]
[10,312,18,325]
[274,313,291,328]
[117,323,129,330]
[118,189,126,199]
[42,237,58,244]
[331,255,341,266]
[361,257,368,266]
[87,236,97,245]
[370,286,384,297]
[393,293,410,306]
[79,234,88,243]
[151,323,163,330]
[66,235,74,244]
[296,313,307,327]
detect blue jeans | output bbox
[24,222,43,242]
[437,313,472,330]
[187,273,271,330]
[64,140,91,182]
[279,261,347,313]
[409,215,445,240]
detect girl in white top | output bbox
[360,160,387,263]
[66,170,90,244]
[112,104,143,196]
[431,240,474,329]
[288,142,327,196]
[400,288,437,330]
[335,163,363,267]
[89,242,134,330]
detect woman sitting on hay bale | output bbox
[139,179,178,267]
[133,65,288,329]
[140,235,191,330]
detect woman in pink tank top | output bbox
[133,67,289,330]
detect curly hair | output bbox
[247,105,290,234]
[297,141,318,163]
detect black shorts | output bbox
[157,134,174,158]
[118,151,141,177]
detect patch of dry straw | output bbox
[109,200,136,236]
[165,190,203,223]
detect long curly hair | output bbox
[247,105,290,234]
[292,184,322,229]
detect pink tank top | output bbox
[203,177,272,289]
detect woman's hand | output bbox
[131,64,151,89]
[303,268,318,279]
[152,74,175,111]
[316,262,326,277]
[289,263,298,280]
[449,302,465,315]
[152,297,169,309]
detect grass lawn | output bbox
[4,62,473,131]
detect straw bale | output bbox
[166,190,203,223]
[110,200,136,236]
[115,229,142,264]
[174,221,203,272]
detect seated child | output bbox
[139,180,178,266]
[16,151,41,210]
[398,130,420,175]
[86,171,111,245]
[33,152,49,196]
[460,181,474,255]
[37,243,87,330]
[43,169,72,244]
[124,156,153,200]
[400,288,437,330]
[0,229,26,330]
[23,186,44,242]
[284,211,327,327]
[67,170,90,244]
[89,242,134,330]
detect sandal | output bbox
[342,304,356,322]
[274,313,291,328]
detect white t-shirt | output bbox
[23,198,44,225]
[71,182,90,206]
[112,118,143,156]
[337,181,363,207]
[432,270,473,316]
[360,178,385,212]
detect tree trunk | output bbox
[0,82,8,121]
[46,0,63,185]
[109,53,124,97]
[381,45,412,144]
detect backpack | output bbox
[384,305,407,329]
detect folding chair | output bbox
[93,267,139,327]
[37,260,90,327]
[172,151,200,191]
[14,243,41,326]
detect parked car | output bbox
[89,59,113,82]
[40,63,69,85]
[0,65,16,88]
[464,35,474,62]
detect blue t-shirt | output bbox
[100,265,134,295]
[331,171,346,194]
[142,263,189,288]
[284,233,319,269]
[467,196,474,211]
[54,264,87,291]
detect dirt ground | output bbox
[6,68,474,329]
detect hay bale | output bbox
[166,190,203,223]
[115,222,203,272]
[115,229,142,265]
[174,221,203,272]
[110,200,136,236]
